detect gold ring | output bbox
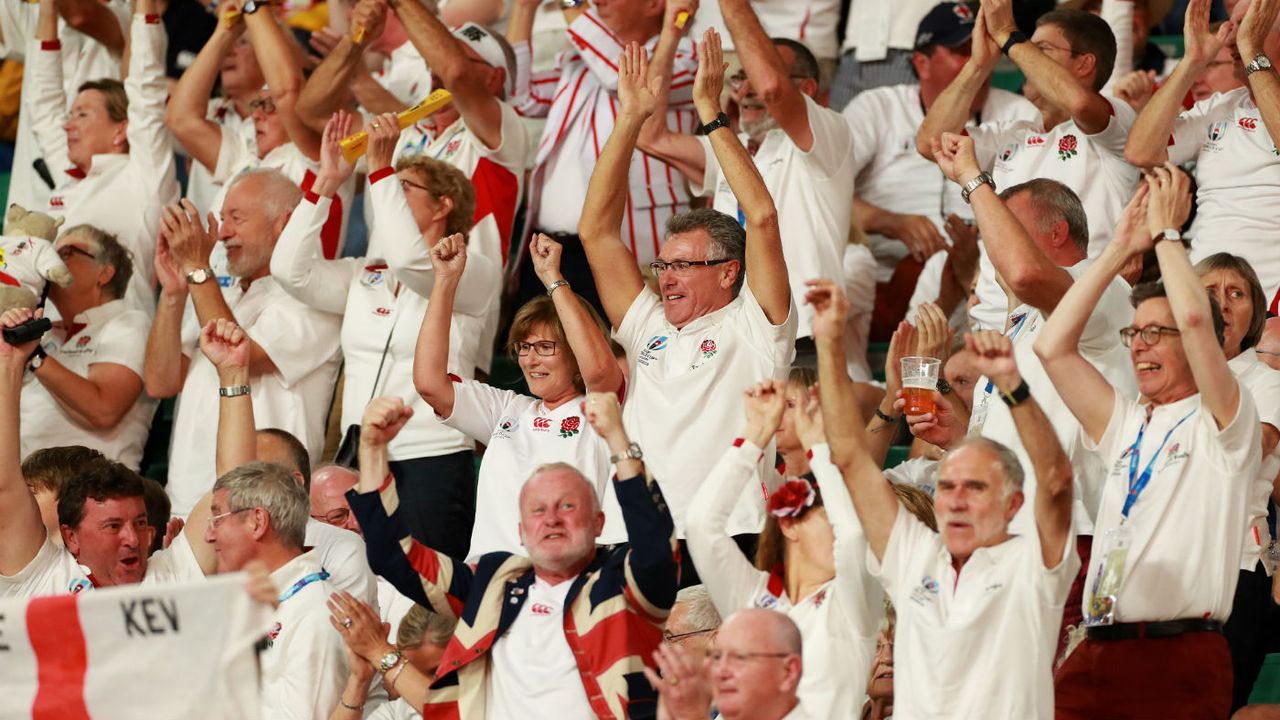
[372,122,380,129]
[669,677,679,686]
[342,617,353,629]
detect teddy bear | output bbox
[0,203,72,311]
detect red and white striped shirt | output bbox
[512,10,698,265]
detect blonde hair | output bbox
[396,604,457,649]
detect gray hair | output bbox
[673,584,723,634]
[212,461,309,549]
[525,461,600,513]
[665,208,747,296]
[229,168,302,224]
[62,224,132,300]
[947,437,1025,498]
[1000,179,1089,256]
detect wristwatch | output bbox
[999,380,1031,408]
[695,112,732,136]
[242,0,267,14]
[560,0,585,8]
[1246,54,1273,76]
[27,345,46,373]
[1157,228,1183,244]
[609,442,643,465]
[219,384,251,397]
[1001,31,1029,56]
[960,172,995,204]
[936,378,952,395]
[377,650,403,674]
[186,267,216,285]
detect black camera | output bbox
[3,317,52,346]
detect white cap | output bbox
[451,23,512,97]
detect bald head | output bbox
[711,609,803,720]
[310,465,360,532]
[1258,317,1280,371]
[721,608,802,656]
[519,462,601,514]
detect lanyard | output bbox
[277,569,330,605]
[982,312,1030,396]
[1122,409,1196,518]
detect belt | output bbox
[1086,618,1223,642]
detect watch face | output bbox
[380,651,400,671]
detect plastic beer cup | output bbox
[901,356,942,416]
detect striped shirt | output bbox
[512,10,698,265]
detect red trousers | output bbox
[1054,630,1233,720]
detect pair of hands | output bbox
[156,200,222,295]
[643,642,713,720]
[318,109,403,187]
[617,27,726,123]
[328,590,393,684]
[742,378,824,449]
[1185,0,1280,69]
[885,303,952,392]
[903,330,1021,449]
[0,307,44,371]
[1110,163,1194,259]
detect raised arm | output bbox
[412,235,466,419]
[1125,0,1232,167]
[933,132,1073,313]
[55,0,124,56]
[143,236,192,398]
[576,43,651,329]
[26,0,73,181]
[1237,0,1280,151]
[1147,164,1240,427]
[125,1,176,185]
[968,331,1072,567]
[243,6,321,158]
[530,234,624,394]
[166,11,246,172]
[809,278,897,561]
[0,308,49,575]
[984,0,1113,134]
[694,29,789,323]
[635,0,707,185]
[864,321,914,467]
[917,9,1001,160]
[1033,188,1151,443]
[718,0,811,148]
[391,0,503,149]
[295,0,385,133]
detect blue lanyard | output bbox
[1122,409,1196,518]
[277,569,329,605]
[983,312,1030,395]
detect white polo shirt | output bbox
[166,277,343,517]
[1084,385,1262,622]
[967,97,1139,330]
[843,243,877,382]
[968,262,1136,536]
[1166,87,1280,306]
[305,519,379,609]
[486,576,595,719]
[870,509,1078,719]
[1229,348,1280,573]
[843,84,1039,282]
[269,190,490,462]
[614,286,797,537]
[839,0,936,59]
[20,300,156,469]
[0,529,203,598]
[693,95,854,340]
[184,98,257,216]
[373,41,430,106]
[441,379,626,559]
[261,551,349,720]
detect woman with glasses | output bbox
[271,112,499,559]
[1195,251,1280,712]
[415,229,627,560]
[685,377,935,718]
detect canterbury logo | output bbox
[530,602,554,616]
[1240,117,1259,131]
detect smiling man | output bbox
[810,276,1076,719]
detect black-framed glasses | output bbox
[708,650,793,667]
[512,340,558,357]
[311,508,351,526]
[663,628,714,643]
[648,258,732,274]
[248,97,277,115]
[56,245,97,262]
[1119,324,1182,348]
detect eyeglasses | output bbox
[663,628,714,643]
[648,258,732,274]
[708,649,793,667]
[399,177,433,195]
[512,340,558,357]
[727,70,813,92]
[311,508,351,526]
[56,245,97,261]
[1034,41,1078,56]
[1118,324,1182,347]
[207,507,253,529]
[248,97,277,115]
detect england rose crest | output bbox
[559,416,581,438]
[700,339,717,359]
[1057,134,1078,161]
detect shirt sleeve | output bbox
[268,193,359,315]
[481,101,532,169]
[1083,95,1135,157]
[1245,366,1280,432]
[798,97,855,179]
[564,10,626,91]
[439,377,524,443]
[1204,378,1264,476]
[1029,523,1080,607]
[811,443,882,639]
[967,120,1013,172]
[510,39,556,119]
[125,14,175,194]
[1077,275,1132,356]
[687,136,720,198]
[612,287,664,351]
[733,285,798,368]
[843,91,880,179]
[1083,390,1135,462]
[212,125,254,183]
[246,292,342,388]
[1166,94,1220,166]
[88,310,148,374]
[866,503,935,603]
[22,36,73,182]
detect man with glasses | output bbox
[1036,168,1262,717]
[918,1,1138,331]
[704,609,808,719]
[19,224,156,469]
[580,36,795,585]
[638,0,854,359]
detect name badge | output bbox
[1085,524,1133,626]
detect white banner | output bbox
[0,574,271,720]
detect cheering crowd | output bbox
[1,0,1280,716]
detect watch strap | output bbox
[27,344,46,372]
[546,280,570,297]
[695,112,731,136]
[960,172,994,204]
[609,442,642,464]
[186,267,215,284]
[1001,31,1029,56]
[999,380,1031,408]
[219,384,251,397]
[1247,54,1272,76]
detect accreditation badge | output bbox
[1084,524,1133,626]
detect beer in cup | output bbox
[901,356,942,416]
